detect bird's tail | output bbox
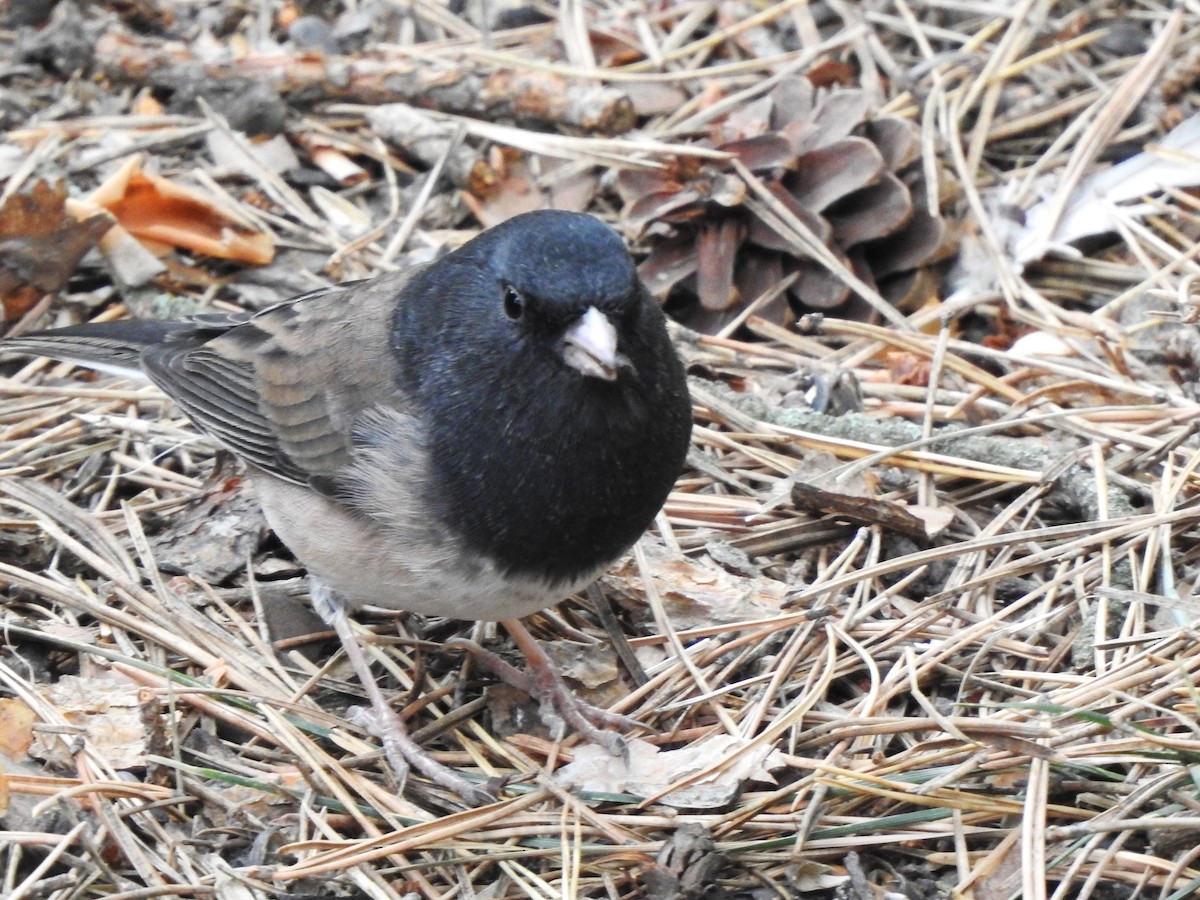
[2,320,205,381]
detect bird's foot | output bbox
[312,579,496,806]
[451,619,640,758]
[347,705,495,807]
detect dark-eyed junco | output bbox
[2,210,693,802]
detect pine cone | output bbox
[617,77,955,332]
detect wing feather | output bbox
[3,274,423,487]
[136,274,417,485]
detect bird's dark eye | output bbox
[502,285,524,320]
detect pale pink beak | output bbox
[560,307,632,381]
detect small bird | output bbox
[2,210,692,802]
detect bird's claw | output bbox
[453,635,638,757]
[347,704,496,806]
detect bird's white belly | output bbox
[251,475,598,620]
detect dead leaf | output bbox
[29,670,151,770]
[80,217,169,287]
[609,538,788,630]
[0,179,113,320]
[149,480,267,583]
[84,155,274,265]
[0,698,35,760]
[641,823,726,897]
[543,640,619,690]
[556,735,786,808]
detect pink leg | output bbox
[313,580,494,805]
[452,618,640,757]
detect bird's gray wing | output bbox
[138,272,418,486]
[3,273,420,487]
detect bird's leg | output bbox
[310,580,494,805]
[452,618,640,757]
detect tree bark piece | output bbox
[93,29,636,135]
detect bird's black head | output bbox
[482,208,638,308]
[393,210,692,587]
[447,209,642,342]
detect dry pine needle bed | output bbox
[4,2,1200,898]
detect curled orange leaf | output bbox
[87,156,274,265]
